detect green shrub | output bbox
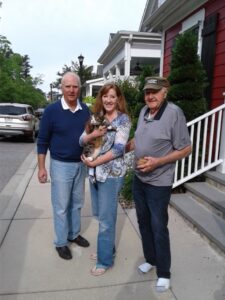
[83,96,96,111]
[120,169,134,204]
[167,30,208,121]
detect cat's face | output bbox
[90,113,105,126]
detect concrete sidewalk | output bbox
[0,149,225,300]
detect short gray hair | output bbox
[61,72,81,88]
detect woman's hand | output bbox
[81,154,97,167]
[91,126,107,139]
[82,126,107,145]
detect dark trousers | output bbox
[133,175,171,278]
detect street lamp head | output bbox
[50,83,53,101]
[78,54,84,67]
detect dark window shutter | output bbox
[201,13,218,108]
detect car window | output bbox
[0,106,27,115]
[27,107,34,115]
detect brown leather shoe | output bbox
[68,235,90,247]
[56,246,72,260]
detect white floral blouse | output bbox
[80,112,131,182]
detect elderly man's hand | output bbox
[136,156,160,173]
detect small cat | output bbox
[83,112,117,161]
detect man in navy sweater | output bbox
[37,72,90,260]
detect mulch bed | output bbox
[119,195,135,209]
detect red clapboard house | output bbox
[139,1,225,255]
[140,0,225,109]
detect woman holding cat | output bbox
[80,83,131,276]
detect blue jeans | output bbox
[133,175,171,278]
[50,158,86,247]
[89,177,124,269]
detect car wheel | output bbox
[29,129,36,143]
[35,129,39,137]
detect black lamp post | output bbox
[50,83,53,101]
[78,54,84,101]
[78,54,84,69]
[133,62,142,75]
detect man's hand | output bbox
[38,168,48,183]
[136,156,160,173]
[125,138,134,153]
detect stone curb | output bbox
[0,149,37,246]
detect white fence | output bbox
[173,103,225,188]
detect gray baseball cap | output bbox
[143,76,170,90]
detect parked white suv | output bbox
[0,103,39,142]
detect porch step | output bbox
[205,170,225,185]
[205,170,225,193]
[184,182,225,217]
[170,193,225,252]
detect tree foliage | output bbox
[53,60,95,89]
[82,96,96,111]
[116,65,155,138]
[0,35,47,108]
[167,31,208,121]
[21,54,32,79]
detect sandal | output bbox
[90,265,107,276]
[90,253,97,260]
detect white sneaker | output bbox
[156,277,170,292]
[138,262,154,274]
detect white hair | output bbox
[61,72,81,88]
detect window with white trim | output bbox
[181,9,205,56]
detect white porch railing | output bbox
[173,103,225,188]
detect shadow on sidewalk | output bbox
[0,203,43,295]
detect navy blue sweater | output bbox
[37,100,90,162]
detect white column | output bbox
[160,31,165,76]
[124,41,131,77]
[90,85,93,97]
[115,64,120,78]
[108,70,113,81]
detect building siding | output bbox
[162,0,225,108]
[206,0,225,108]
[163,23,181,76]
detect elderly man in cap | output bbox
[126,76,191,292]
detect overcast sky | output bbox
[0,0,146,94]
